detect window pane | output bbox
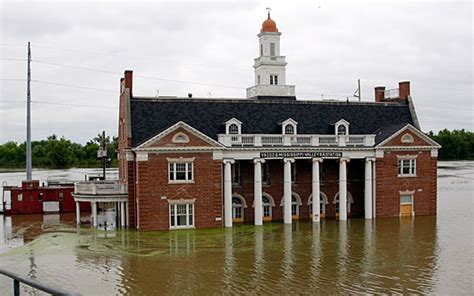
[400,195,412,204]
[188,163,193,180]
[177,215,187,226]
[274,75,278,85]
[169,163,174,180]
[263,205,270,217]
[292,204,297,215]
[270,42,275,56]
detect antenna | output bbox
[26,42,32,180]
[353,78,361,101]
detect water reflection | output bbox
[0,214,450,294]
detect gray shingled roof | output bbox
[130,97,414,147]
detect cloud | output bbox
[0,0,472,144]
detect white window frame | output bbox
[308,193,328,216]
[172,132,190,144]
[399,190,415,217]
[334,192,354,213]
[280,118,298,135]
[232,194,247,221]
[224,118,242,135]
[335,119,350,136]
[401,133,414,143]
[397,155,417,177]
[168,158,195,183]
[270,42,275,56]
[169,202,195,229]
[262,195,273,218]
[270,74,278,85]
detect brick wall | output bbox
[375,150,437,218]
[135,152,222,230]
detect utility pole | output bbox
[26,42,32,180]
[102,131,106,180]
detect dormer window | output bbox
[280,118,298,135]
[285,125,295,135]
[335,119,350,136]
[224,118,242,135]
[337,125,347,135]
[229,124,239,134]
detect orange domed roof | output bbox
[261,14,278,33]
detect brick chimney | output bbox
[374,86,385,102]
[122,70,133,96]
[399,81,410,100]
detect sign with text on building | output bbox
[260,151,343,158]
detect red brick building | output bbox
[4,180,90,215]
[118,15,440,231]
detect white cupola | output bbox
[246,12,296,99]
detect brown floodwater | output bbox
[0,161,473,295]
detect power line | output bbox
[0,58,26,61]
[32,60,122,76]
[32,59,245,90]
[32,80,116,93]
[0,78,26,81]
[31,101,118,109]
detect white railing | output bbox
[246,85,296,98]
[218,134,376,147]
[74,181,127,195]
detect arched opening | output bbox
[337,125,347,135]
[229,124,239,134]
[284,124,295,135]
[262,193,274,221]
[308,192,328,219]
[280,192,302,220]
[232,194,246,223]
[334,192,354,218]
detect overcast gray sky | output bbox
[1,0,472,144]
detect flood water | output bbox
[0,162,473,295]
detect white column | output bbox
[92,201,98,227]
[223,159,234,228]
[254,158,265,226]
[124,202,128,227]
[312,158,323,223]
[339,158,349,221]
[283,158,294,224]
[75,201,80,225]
[120,201,126,227]
[365,158,374,219]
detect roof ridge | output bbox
[131,96,407,106]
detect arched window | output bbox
[337,125,347,135]
[280,192,302,219]
[285,124,295,135]
[334,192,354,216]
[232,196,245,222]
[229,124,239,134]
[172,132,190,144]
[401,133,414,143]
[308,193,328,218]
